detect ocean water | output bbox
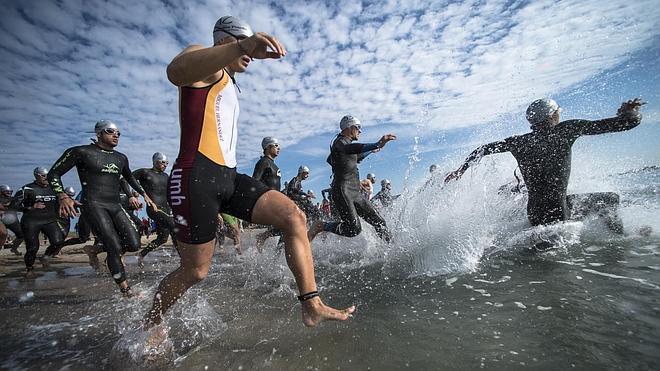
[0,166,658,370]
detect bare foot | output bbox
[234,243,242,255]
[122,288,143,299]
[301,296,355,327]
[255,232,268,254]
[25,269,37,279]
[307,220,324,242]
[83,245,101,270]
[39,255,51,269]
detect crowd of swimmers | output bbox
[0,15,646,351]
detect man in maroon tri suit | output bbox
[143,15,354,334]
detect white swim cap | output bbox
[526,98,559,124]
[33,167,48,178]
[152,152,168,164]
[94,119,119,134]
[381,179,391,187]
[261,137,279,150]
[340,115,361,131]
[298,165,310,174]
[213,16,253,44]
[0,184,12,193]
[367,173,376,180]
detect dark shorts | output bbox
[169,153,269,244]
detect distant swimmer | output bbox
[308,115,396,242]
[48,120,156,297]
[12,167,65,277]
[253,137,282,252]
[372,179,399,208]
[216,213,241,254]
[360,173,376,200]
[143,15,354,335]
[286,166,321,225]
[1,184,24,255]
[446,98,645,237]
[134,152,178,268]
[253,137,282,191]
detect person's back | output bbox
[446,98,644,227]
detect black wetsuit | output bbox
[324,134,391,241]
[48,144,145,284]
[372,188,398,208]
[12,182,64,269]
[252,156,281,191]
[285,176,306,202]
[1,192,24,248]
[461,114,641,226]
[61,191,94,246]
[285,176,321,224]
[132,168,177,257]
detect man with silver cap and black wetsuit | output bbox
[11,167,65,277]
[308,115,396,242]
[285,165,321,225]
[133,152,178,267]
[1,184,24,255]
[253,137,282,191]
[143,15,354,334]
[372,179,399,209]
[253,137,283,252]
[446,98,645,239]
[48,119,156,297]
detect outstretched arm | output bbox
[445,140,511,182]
[566,98,644,137]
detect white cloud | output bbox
[0,0,658,192]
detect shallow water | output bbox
[1,167,659,370]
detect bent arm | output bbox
[48,148,79,194]
[122,167,146,196]
[167,43,245,87]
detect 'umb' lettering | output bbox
[169,168,186,206]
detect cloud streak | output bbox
[0,0,658,193]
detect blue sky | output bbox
[0,0,658,201]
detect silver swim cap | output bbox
[381,179,391,187]
[298,165,310,174]
[33,167,48,178]
[525,98,559,124]
[367,173,376,180]
[0,184,12,193]
[340,115,361,131]
[213,16,254,44]
[261,137,279,150]
[64,186,76,197]
[429,164,438,173]
[94,119,119,134]
[152,152,168,164]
